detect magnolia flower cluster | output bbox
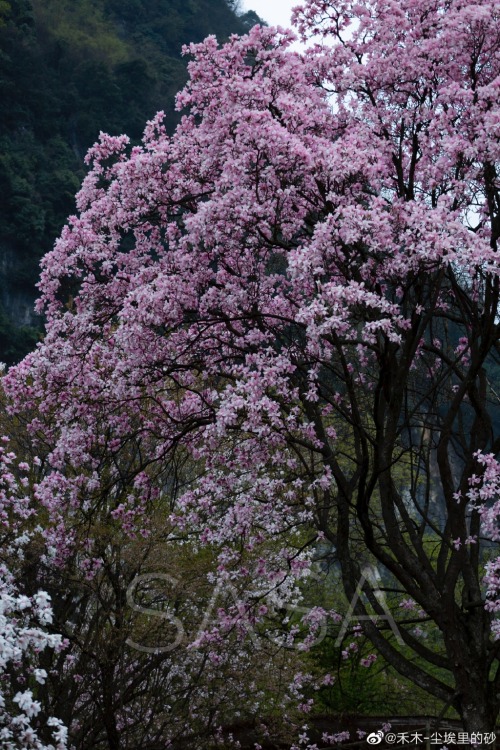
[464,452,500,631]
[0,441,67,749]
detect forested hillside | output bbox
[0,0,260,363]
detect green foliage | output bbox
[0,1,12,26]
[311,631,449,718]
[34,0,128,66]
[286,541,461,721]
[0,303,40,364]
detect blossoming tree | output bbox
[0,438,67,749]
[5,0,500,734]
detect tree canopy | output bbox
[3,0,500,744]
